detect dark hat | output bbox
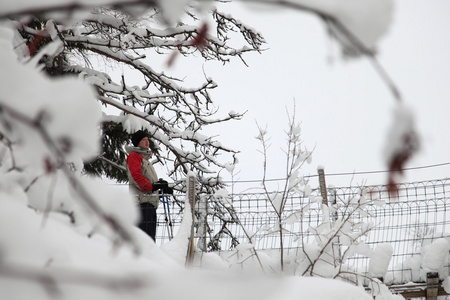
[131,130,151,147]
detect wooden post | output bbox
[318,167,342,266]
[426,272,439,300]
[317,166,328,206]
[186,174,196,266]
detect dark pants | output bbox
[139,202,157,241]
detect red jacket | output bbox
[126,152,153,192]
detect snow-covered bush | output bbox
[188,107,396,297]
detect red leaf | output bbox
[27,31,47,57]
[191,22,209,50]
[386,132,418,198]
[166,50,179,67]
[166,22,209,67]
[44,157,55,174]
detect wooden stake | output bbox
[318,167,328,206]
[426,272,439,300]
[186,174,196,265]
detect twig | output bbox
[97,152,127,172]
[0,102,140,254]
[240,0,403,102]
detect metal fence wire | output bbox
[155,178,450,285]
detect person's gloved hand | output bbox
[158,178,174,194]
[152,179,173,194]
[163,185,174,194]
[151,181,164,192]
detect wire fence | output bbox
[330,180,450,284]
[155,178,450,285]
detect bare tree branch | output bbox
[0,101,140,254]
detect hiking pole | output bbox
[161,191,171,240]
[165,192,174,239]
[161,192,173,240]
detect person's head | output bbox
[131,130,151,149]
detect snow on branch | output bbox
[5,2,265,192]
[240,0,401,101]
[0,0,157,20]
[0,101,140,254]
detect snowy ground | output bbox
[1,1,449,299]
[0,193,385,300]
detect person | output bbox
[125,130,172,240]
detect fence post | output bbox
[426,272,439,300]
[318,167,342,267]
[317,166,328,206]
[186,174,196,266]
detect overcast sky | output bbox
[181,0,450,191]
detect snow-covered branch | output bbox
[6,3,264,191]
[0,101,140,253]
[256,104,313,270]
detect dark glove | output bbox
[163,186,174,195]
[152,179,173,194]
[159,178,174,194]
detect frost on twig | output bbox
[196,190,266,272]
[257,103,313,271]
[252,104,388,297]
[7,2,265,194]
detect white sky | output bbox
[107,0,450,192]
[191,0,450,190]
